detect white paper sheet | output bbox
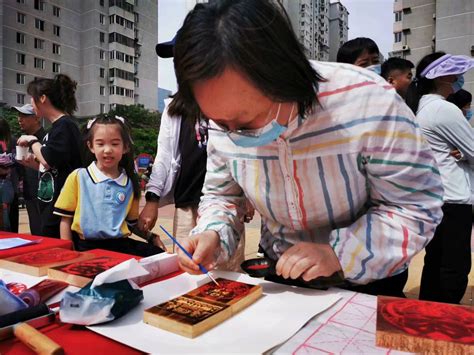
[0,237,40,250]
[88,271,341,354]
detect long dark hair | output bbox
[82,115,140,198]
[27,74,77,115]
[405,52,446,114]
[336,37,379,64]
[169,0,323,120]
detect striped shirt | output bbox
[193,61,444,284]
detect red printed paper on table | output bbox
[47,249,139,287]
[376,296,474,354]
[0,231,72,258]
[0,248,94,276]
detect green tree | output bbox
[2,108,22,139]
[107,104,160,157]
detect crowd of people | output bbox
[2,0,472,304]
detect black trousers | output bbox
[419,203,472,304]
[342,269,408,297]
[38,200,61,238]
[74,234,164,257]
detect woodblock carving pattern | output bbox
[52,256,124,278]
[9,248,81,266]
[147,296,229,325]
[144,278,262,337]
[186,278,258,304]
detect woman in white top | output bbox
[406,52,474,304]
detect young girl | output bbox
[17,74,82,238]
[53,115,165,256]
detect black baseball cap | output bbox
[155,35,176,58]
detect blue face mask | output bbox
[366,64,381,75]
[465,109,472,121]
[452,75,464,93]
[222,103,294,148]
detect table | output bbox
[0,232,72,259]
[0,250,410,354]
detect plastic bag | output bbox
[59,279,143,325]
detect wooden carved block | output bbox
[376,296,474,354]
[144,278,262,338]
[0,248,94,276]
[47,255,132,287]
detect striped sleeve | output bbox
[191,137,246,261]
[53,169,79,218]
[329,99,444,284]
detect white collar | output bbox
[87,161,128,186]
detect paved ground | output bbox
[17,197,473,305]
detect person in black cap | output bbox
[138,35,253,271]
[13,104,46,235]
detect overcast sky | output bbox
[158,0,394,92]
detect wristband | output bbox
[145,191,160,202]
[28,139,40,149]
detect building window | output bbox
[17,12,26,24]
[395,11,402,22]
[99,68,105,78]
[35,18,45,31]
[394,32,402,43]
[52,43,61,54]
[100,32,105,43]
[134,78,139,87]
[100,14,105,24]
[16,73,26,85]
[17,0,25,3]
[34,57,45,69]
[52,62,60,73]
[100,86,105,95]
[34,38,44,49]
[99,50,105,60]
[34,0,45,11]
[100,104,105,114]
[100,0,104,6]
[53,6,60,17]
[53,25,60,36]
[16,32,25,44]
[16,53,26,65]
[17,94,25,104]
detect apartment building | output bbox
[1,0,157,117]
[329,0,349,61]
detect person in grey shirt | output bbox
[13,104,46,236]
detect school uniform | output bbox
[54,162,163,257]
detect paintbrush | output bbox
[159,225,220,287]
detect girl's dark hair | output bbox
[83,115,140,198]
[336,37,379,64]
[405,52,446,114]
[169,0,323,120]
[27,74,77,115]
[0,118,11,147]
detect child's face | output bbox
[87,123,128,173]
[389,69,413,98]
